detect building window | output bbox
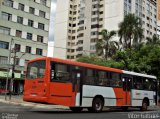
[26,46,31,53]
[16,30,22,37]
[77,47,83,51]
[29,7,35,14]
[28,19,34,27]
[0,41,9,49]
[92,11,98,15]
[40,0,46,6]
[2,12,12,21]
[0,56,8,65]
[15,44,21,52]
[26,33,32,40]
[15,58,19,65]
[17,16,23,24]
[78,20,84,25]
[91,24,99,29]
[30,0,36,2]
[72,24,76,27]
[18,3,24,11]
[3,0,13,7]
[36,48,43,55]
[39,10,45,18]
[38,23,44,30]
[91,38,97,43]
[91,31,98,35]
[37,35,43,43]
[0,26,10,35]
[90,45,96,50]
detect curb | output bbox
[0,99,69,110]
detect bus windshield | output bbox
[26,60,46,79]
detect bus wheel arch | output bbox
[90,95,104,112]
[141,97,149,111]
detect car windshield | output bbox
[26,60,46,79]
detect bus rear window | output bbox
[26,60,46,79]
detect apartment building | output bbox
[157,0,160,37]
[0,0,51,94]
[54,0,157,59]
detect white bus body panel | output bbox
[75,93,80,106]
[81,85,116,107]
[131,90,155,106]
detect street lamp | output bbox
[5,38,26,100]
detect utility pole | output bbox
[5,38,14,100]
[9,47,16,100]
[5,38,25,100]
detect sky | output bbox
[47,0,57,57]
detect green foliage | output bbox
[118,13,143,50]
[96,29,117,59]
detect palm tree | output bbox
[96,29,117,59]
[146,34,160,45]
[118,13,143,50]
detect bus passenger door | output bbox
[72,70,82,106]
[49,63,73,106]
[122,77,132,105]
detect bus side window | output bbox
[50,62,56,81]
[143,78,150,90]
[133,76,143,90]
[110,72,121,87]
[149,79,156,91]
[50,63,71,82]
[84,69,93,85]
[98,70,109,86]
[55,64,71,82]
[84,69,97,85]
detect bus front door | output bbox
[72,70,82,107]
[122,77,132,105]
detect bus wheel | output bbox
[140,101,148,111]
[92,97,104,112]
[69,107,83,112]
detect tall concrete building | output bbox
[54,0,157,60]
[157,0,160,37]
[0,0,51,94]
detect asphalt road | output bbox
[0,102,160,119]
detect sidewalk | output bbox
[0,95,69,110]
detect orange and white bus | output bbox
[23,57,158,112]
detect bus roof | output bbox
[123,70,157,79]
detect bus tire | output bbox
[140,100,148,111]
[69,107,83,112]
[92,97,104,112]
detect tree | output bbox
[96,29,117,59]
[118,13,143,50]
[146,34,160,45]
